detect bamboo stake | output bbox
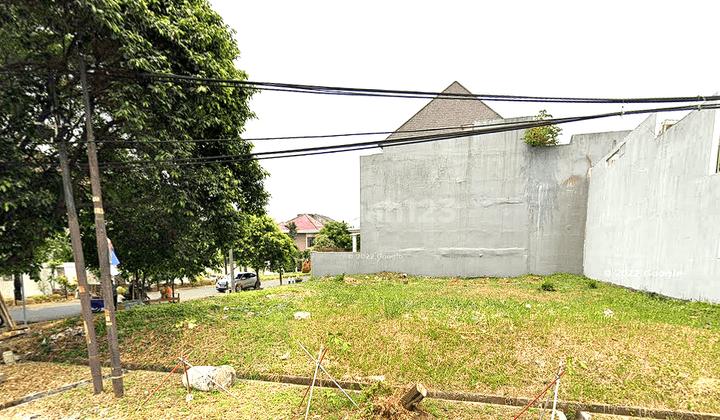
[304,345,323,420]
[299,342,358,408]
[299,346,328,408]
[511,366,565,420]
[550,363,563,420]
[137,361,183,412]
[183,360,192,396]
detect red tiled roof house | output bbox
[278,214,335,250]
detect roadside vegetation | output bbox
[6,273,720,417]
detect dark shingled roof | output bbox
[386,81,502,141]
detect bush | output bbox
[29,294,64,304]
[586,279,599,289]
[523,110,562,147]
[539,279,557,291]
[55,274,77,297]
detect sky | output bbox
[208,0,719,226]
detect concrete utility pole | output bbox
[79,53,124,397]
[229,249,234,293]
[52,74,104,394]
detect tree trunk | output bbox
[13,274,22,305]
[400,383,427,410]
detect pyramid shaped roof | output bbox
[386,81,502,141]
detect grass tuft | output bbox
[539,279,557,291]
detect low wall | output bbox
[311,250,527,278]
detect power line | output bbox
[105,71,720,104]
[25,123,496,146]
[6,101,720,171]
[6,68,717,105]
[88,102,720,168]
[8,102,720,170]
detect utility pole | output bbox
[79,53,124,397]
[52,75,104,394]
[229,249,234,293]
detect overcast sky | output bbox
[208,0,719,226]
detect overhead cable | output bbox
[88,102,720,168]
[93,71,720,104]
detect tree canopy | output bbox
[0,0,268,281]
[235,215,296,278]
[315,221,353,251]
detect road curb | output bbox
[0,373,114,411]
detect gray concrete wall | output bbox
[313,117,627,278]
[584,110,720,303]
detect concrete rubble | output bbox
[182,365,236,392]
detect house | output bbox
[584,109,720,302]
[278,214,336,250]
[312,81,625,278]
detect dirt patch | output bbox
[344,277,363,286]
[374,396,432,419]
[693,377,720,395]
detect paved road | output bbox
[7,277,308,324]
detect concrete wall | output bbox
[313,117,627,278]
[584,110,720,303]
[0,274,51,300]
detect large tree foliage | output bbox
[0,0,268,281]
[315,221,353,251]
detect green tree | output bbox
[35,229,74,289]
[0,0,268,284]
[286,221,298,239]
[316,221,353,251]
[236,215,296,284]
[522,110,562,147]
[261,230,296,285]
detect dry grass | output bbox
[0,361,111,405]
[0,363,579,420]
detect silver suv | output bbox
[215,272,261,293]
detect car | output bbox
[215,272,261,293]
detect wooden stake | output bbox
[183,359,191,395]
[0,291,17,330]
[400,383,427,410]
[79,52,123,397]
[53,73,104,393]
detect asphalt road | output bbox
[7,276,307,324]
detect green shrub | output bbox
[539,279,557,291]
[523,110,562,147]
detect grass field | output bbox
[12,273,720,417]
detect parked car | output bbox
[215,272,261,293]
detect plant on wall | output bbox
[523,110,562,147]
